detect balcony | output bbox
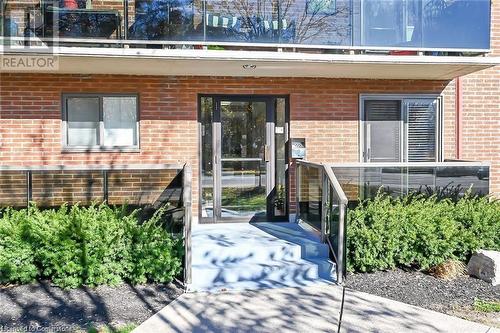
[1,0,491,51]
[1,0,498,79]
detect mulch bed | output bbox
[0,281,183,332]
[345,268,500,327]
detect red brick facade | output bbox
[439,0,500,195]
[0,74,457,216]
[0,2,498,218]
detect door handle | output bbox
[265,145,270,162]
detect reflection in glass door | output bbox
[220,101,267,219]
[200,96,288,222]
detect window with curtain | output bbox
[64,94,138,149]
[362,95,441,162]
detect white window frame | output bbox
[359,94,443,163]
[62,93,140,152]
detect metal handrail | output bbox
[0,163,185,171]
[296,159,347,284]
[326,161,491,168]
[323,166,348,205]
[0,36,491,54]
[182,164,192,286]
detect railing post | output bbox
[102,170,108,203]
[123,0,128,41]
[337,201,346,285]
[295,162,301,223]
[320,168,328,243]
[182,165,192,286]
[26,171,32,207]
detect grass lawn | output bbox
[221,188,266,210]
[87,323,137,333]
[473,298,500,313]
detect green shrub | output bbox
[0,203,183,288]
[0,208,38,284]
[347,193,500,273]
[127,208,184,284]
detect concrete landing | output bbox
[189,222,336,292]
[134,285,500,333]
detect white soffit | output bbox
[1,47,499,80]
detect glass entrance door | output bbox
[220,100,267,219]
[200,96,288,222]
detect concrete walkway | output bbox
[133,285,500,333]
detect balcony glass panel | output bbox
[0,0,491,50]
[203,0,280,43]
[331,164,490,202]
[358,0,422,48]
[127,0,203,40]
[297,164,322,230]
[421,0,491,49]
[355,0,491,50]
[283,0,352,45]
[1,0,125,40]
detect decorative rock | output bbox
[467,250,500,286]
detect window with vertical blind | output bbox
[361,95,441,162]
[63,94,139,150]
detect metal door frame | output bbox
[198,94,289,223]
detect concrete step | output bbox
[190,222,336,292]
[192,241,304,264]
[192,238,329,265]
[190,258,336,292]
[192,223,329,266]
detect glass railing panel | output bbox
[127,0,203,41]
[355,0,423,48]
[326,183,340,260]
[203,0,280,43]
[297,163,322,230]
[0,0,491,50]
[331,163,490,202]
[2,0,32,40]
[280,0,352,45]
[407,166,435,193]
[421,0,491,50]
[353,0,491,50]
[435,165,489,196]
[1,0,125,40]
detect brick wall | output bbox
[0,74,453,216]
[0,171,27,207]
[107,169,181,206]
[460,0,500,195]
[440,0,500,195]
[31,170,104,207]
[0,169,181,208]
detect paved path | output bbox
[134,285,499,333]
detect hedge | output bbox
[0,204,183,288]
[346,193,500,273]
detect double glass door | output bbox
[200,96,288,222]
